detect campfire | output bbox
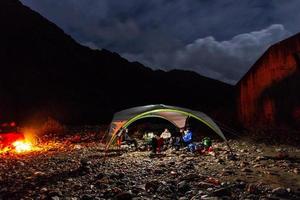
[0,128,41,154]
[12,140,34,153]
[0,139,39,154]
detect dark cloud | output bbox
[124,24,290,84]
[174,25,290,84]
[20,0,300,84]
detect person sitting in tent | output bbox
[182,128,193,145]
[174,136,181,150]
[143,132,153,143]
[160,128,171,148]
[157,135,164,153]
[170,130,181,150]
[160,128,171,139]
[124,128,130,141]
[123,128,137,149]
[151,135,158,154]
[143,132,154,150]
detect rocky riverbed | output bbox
[0,138,299,200]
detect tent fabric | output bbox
[106,104,227,149]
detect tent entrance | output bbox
[127,117,178,135]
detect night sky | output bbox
[20,0,300,84]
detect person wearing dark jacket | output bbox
[151,136,158,154]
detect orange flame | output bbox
[0,128,40,154]
[12,140,33,153]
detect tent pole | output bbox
[100,130,108,144]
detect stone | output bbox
[51,196,60,200]
[179,197,188,200]
[180,173,200,181]
[241,168,252,173]
[276,152,289,160]
[177,181,190,193]
[170,171,177,175]
[271,187,288,197]
[226,154,238,161]
[215,158,225,164]
[221,169,234,176]
[40,187,48,193]
[236,181,246,189]
[246,184,258,194]
[81,194,93,200]
[210,187,231,197]
[256,149,262,153]
[255,156,265,161]
[153,169,163,174]
[34,171,46,176]
[157,184,174,196]
[114,192,132,200]
[145,181,159,193]
[48,191,63,197]
[253,164,262,168]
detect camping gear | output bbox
[203,137,212,148]
[188,143,196,152]
[105,104,230,151]
[195,143,204,153]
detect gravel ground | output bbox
[0,136,299,200]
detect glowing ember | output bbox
[12,140,33,153]
[0,146,11,154]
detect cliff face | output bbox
[237,33,300,128]
[0,0,234,125]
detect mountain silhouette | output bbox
[0,0,234,125]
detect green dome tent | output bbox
[106,104,230,150]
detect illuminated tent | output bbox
[106,104,229,149]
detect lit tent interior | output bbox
[106,104,230,149]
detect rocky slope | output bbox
[237,33,300,129]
